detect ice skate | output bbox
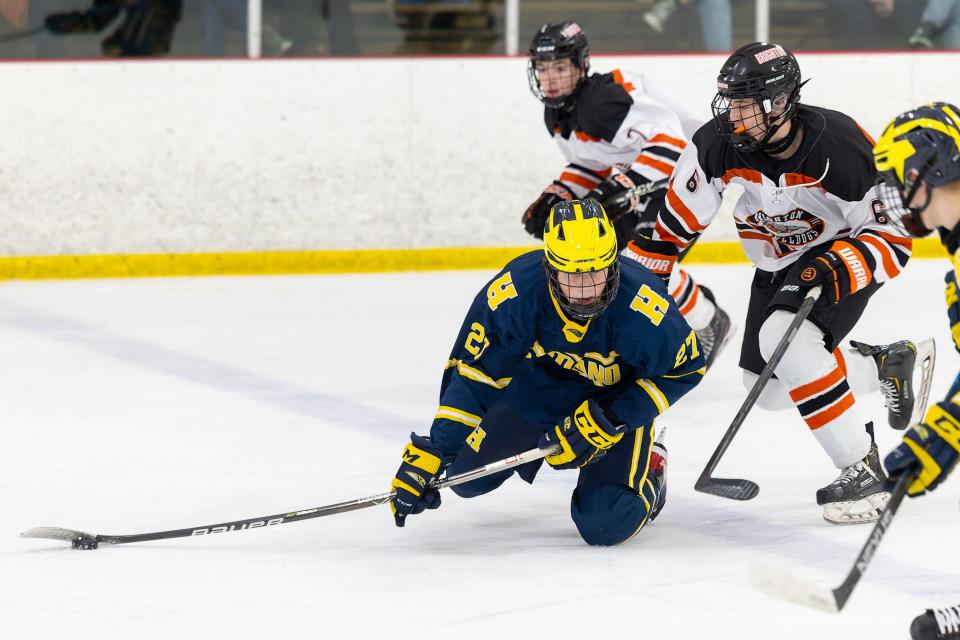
[816,442,890,525]
[850,338,936,430]
[696,285,734,370]
[911,604,960,640]
[648,428,668,522]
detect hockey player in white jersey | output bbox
[521,22,732,369]
[629,42,935,524]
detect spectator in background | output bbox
[641,0,731,52]
[45,0,182,57]
[909,0,960,48]
[201,0,293,56]
[826,0,922,49]
[0,0,86,57]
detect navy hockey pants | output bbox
[447,400,662,546]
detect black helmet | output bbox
[711,42,804,153]
[527,22,590,109]
[873,102,960,237]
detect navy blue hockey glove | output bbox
[539,400,625,470]
[945,270,960,354]
[787,239,876,305]
[884,401,960,497]
[585,170,648,220]
[391,433,444,527]
[523,182,574,238]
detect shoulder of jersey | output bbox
[616,256,671,301]
[798,105,876,200]
[689,118,732,180]
[499,249,547,293]
[575,71,634,142]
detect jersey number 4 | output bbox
[629,284,669,326]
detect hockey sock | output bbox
[759,310,871,468]
[668,267,715,331]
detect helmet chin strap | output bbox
[760,115,799,155]
[941,221,960,253]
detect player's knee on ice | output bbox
[570,483,650,546]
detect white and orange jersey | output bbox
[653,105,912,281]
[545,69,700,197]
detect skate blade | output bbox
[910,338,937,426]
[822,491,890,525]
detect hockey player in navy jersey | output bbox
[872,100,960,640]
[521,22,732,371]
[873,102,960,501]
[390,200,704,545]
[629,42,935,524]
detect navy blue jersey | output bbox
[430,250,705,456]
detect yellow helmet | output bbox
[873,102,960,236]
[543,199,619,320]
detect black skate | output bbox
[850,338,936,430]
[912,604,960,640]
[697,285,734,370]
[648,429,668,522]
[816,442,890,525]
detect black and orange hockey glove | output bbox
[790,239,876,305]
[522,182,574,238]
[624,234,679,287]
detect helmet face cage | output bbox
[711,89,795,153]
[545,260,620,321]
[527,22,590,109]
[876,163,935,238]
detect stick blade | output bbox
[694,477,759,500]
[749,562,840,613]
[20,527,93,542]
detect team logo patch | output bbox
[743,208,826,257]
[870,198,889,224]
[754,45,787,64]
[560,23,583,38]
[800,267,818,282]
[686,170,700,194]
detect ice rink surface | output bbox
[2,260,959,640]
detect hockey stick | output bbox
[694,285,822,500]
[21,444,559,550]
[749,467,916,612]
[607,178,669,224]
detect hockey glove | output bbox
[883,401,960,497]
[585,170,648,220]
[539,400,625,470]
[523,182,574,238]
[945,270,960,354]
[391,433,444,527]
[789,239,875,305]
[624,235,679,287]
